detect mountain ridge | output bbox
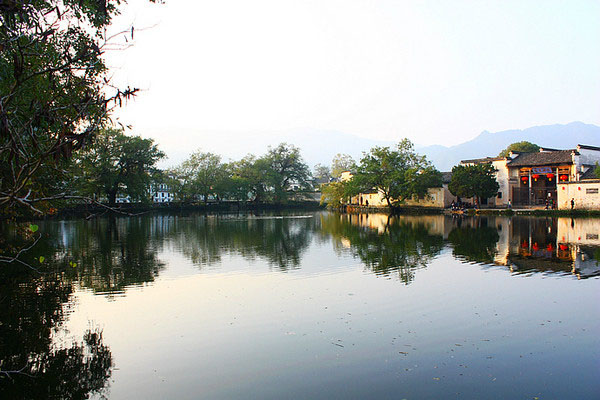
[416,121,600,171]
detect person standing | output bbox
[571,198,575,210]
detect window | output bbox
[586,188,599,194]
[586,234,599,240]
[497,192,502,198]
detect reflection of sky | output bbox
[53,214,600,400]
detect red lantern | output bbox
[532,174,540,181]
[559,174,568,181]
[521,176,528,184]
[532,242,539,251]
[559,244,568,251]
[546,173,554,181]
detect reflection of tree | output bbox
[0,272,112,399]
[320,214,444,284]
[44,217,166,293]
[448,225,499,263]
[172,215,316,270]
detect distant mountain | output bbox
[154,122,599,171]
[417,122,600,171]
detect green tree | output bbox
[349,139,442,208]
[188,151,227,204]
[0,1,157,214]
[72,129,165,206]
[448,163,499,206]
[263,143,312,203]
[320,181,348,206]
[331,153,356,178]
[498,141,540,157]
[230,155,272,203]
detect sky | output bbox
[106,0,600,165]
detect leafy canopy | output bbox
[0,0,158,214]
[448,163,499,202]
[331,154,356,178]
[499,141,540,157]
[348,139,442,207]
[72,129,164,205]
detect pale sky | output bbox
[107,0,600,164]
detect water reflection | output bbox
[0,212,598,399]
[447,221,500,264]
[320,213,444,284]
[326,212,600,280]
[42,216,166,293]
[169,214,316,270]
[0,271,112,399]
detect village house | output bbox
[150,183,175,203]
[339,170,456,209]
[460,144,600,210]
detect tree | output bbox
[448,163,499,206]
[348,139,442,208]
[313,163,331,183]
[184,151,227,204]
[320,181,348,206]
[0,1,157,214]
[229,155,272,203]
[331,153,356,178]
[72,129,164,206]
[263,143,312,203]
[499,141,540,157]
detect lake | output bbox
[1,212,599,399]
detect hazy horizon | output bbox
[103,0,600,166]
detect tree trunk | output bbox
[107,189,117,207]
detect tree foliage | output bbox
[72,129,164,206]
[498,141,540,157]
[331,153,356,178]
[0,0,155,214]
[313,163,331,183]
[171,151,228,204]
[348,139,442,208]
[169,143,312,205]
[263,143,312,203]
[448,163,499,204]
[320,181,348,206]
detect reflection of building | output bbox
[496,217,600,278]
[327,212,600,279]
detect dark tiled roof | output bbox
[460,156,505,164]
[579,144,600,151]
[441,171,452,183]
[580,167,599,180]
[508,150,574,167]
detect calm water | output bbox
[1,212,599,399]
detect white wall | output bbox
[557,181,600,210]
